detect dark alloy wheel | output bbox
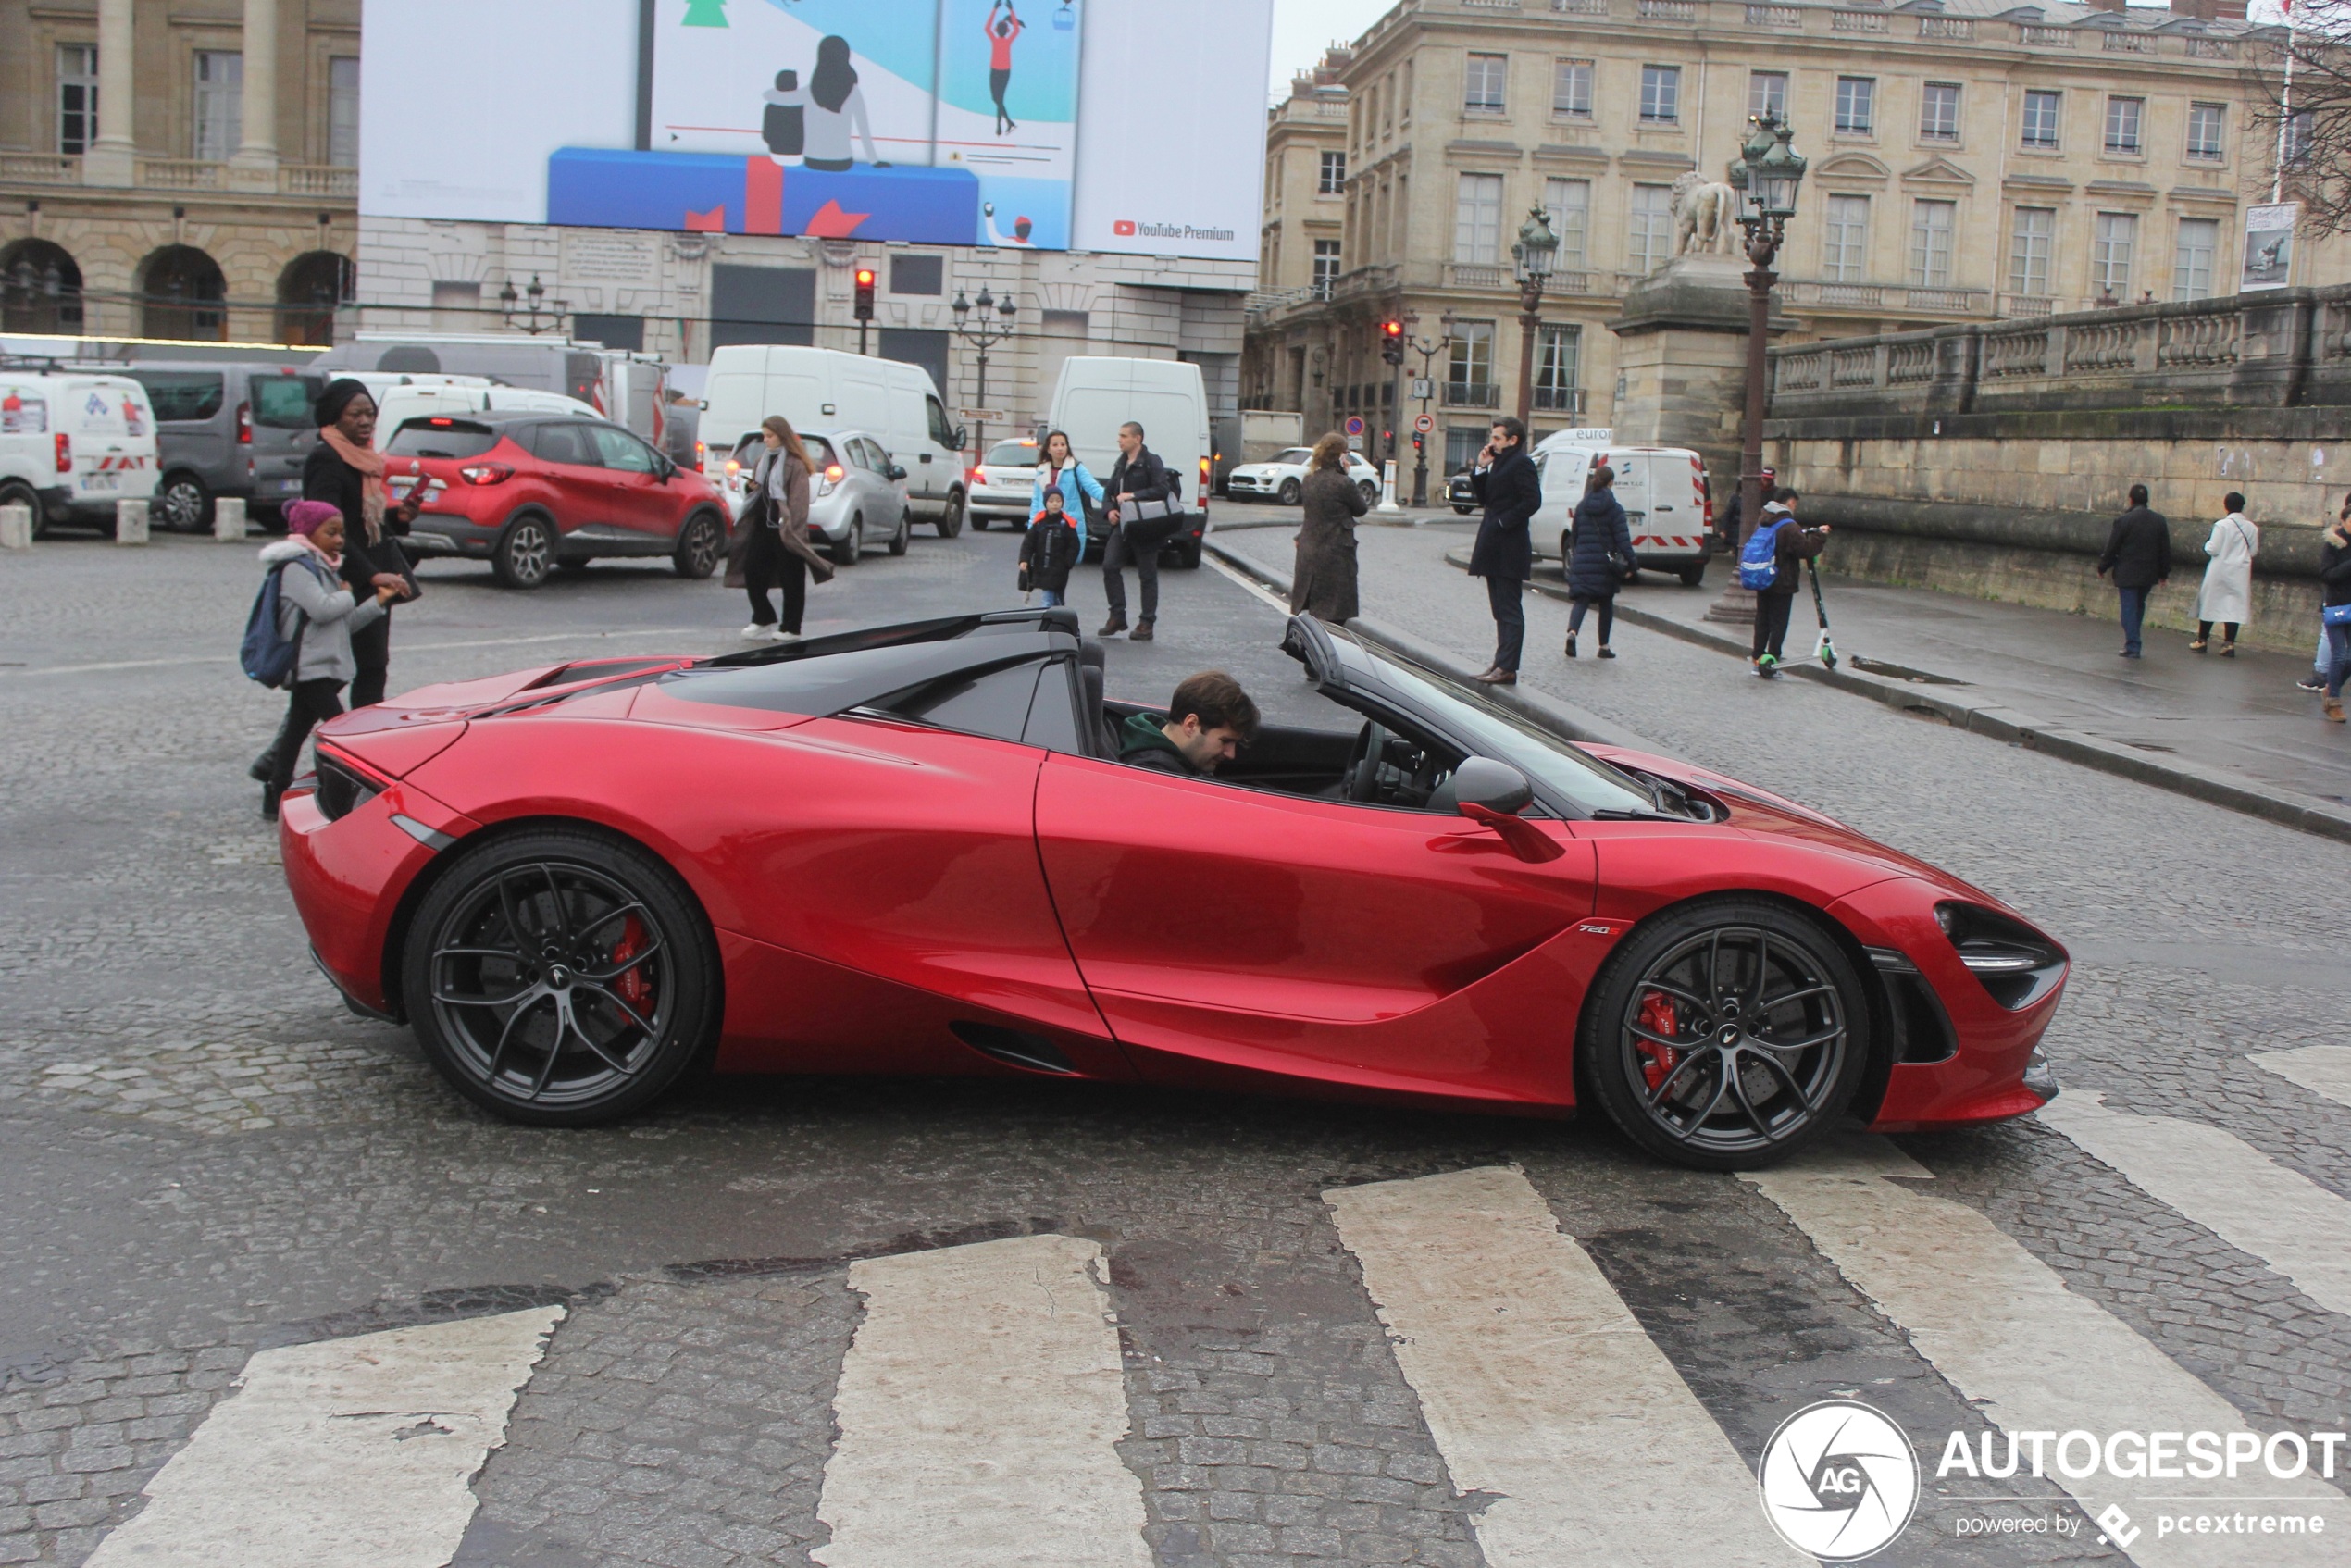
[888,508,911,555]
[673,510,723,578]
[1359,479,1380,506]
[156,471,211,531]
[403,828,719,1126]
[1276,478,1301,505]
[936,488,965,538]
[1583,900,1867,1170]
[493,515,554,589]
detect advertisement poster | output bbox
[2243,202,2297,292]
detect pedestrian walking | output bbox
[1101,421,1176,641]
[1467,417,1540,685]
[1289,432,1368,623]
[302,378,418,710]
[1562,464,1632,660]
[2096,484,2171,659]
[1018,487,1080,607]
[1744,488,1829,678]
[2192,493,2258,655]
[1029,429,1103,532]
[2321,502,2351,724]
[255,500,401,818]
[726,416,834,641]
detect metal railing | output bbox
[1533,385,1585,412]
[1442,381,1502,409]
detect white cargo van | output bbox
[1532,429,1714,587]
[0,371,158,537]
[1042,356,1210,567]
[699,345,966,535]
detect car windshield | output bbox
[987,442,1039,466]
[1272,449,1312,465]
[1346,638,1658,816]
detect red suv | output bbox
[383,411,728,589]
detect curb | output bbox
[1203,540,1675,758]
[1437,545,2351,846]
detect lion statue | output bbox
[1671,171,1741,258]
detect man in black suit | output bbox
[1467,417,1541,685]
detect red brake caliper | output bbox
[608,915,653,1014]
[1636,990,1680,1091]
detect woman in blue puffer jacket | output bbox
[1562,465,1632,660]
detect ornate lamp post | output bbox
[1510,207,1559,426]
[499,273,566,336]
[1404,309,1454,506]
[1708,112,1807,626]
[949,285,1018,460]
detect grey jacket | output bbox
[261,539,387,687]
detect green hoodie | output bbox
[1117,711,1200,774]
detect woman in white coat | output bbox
[2193,491,2258,655]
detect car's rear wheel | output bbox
[1582,899,1867,1171]
[1359,479,1379,506]
[492,515,554,589]
[1176,538,1203,570]
[673,509,723,578]
[829,516,862,566]
[888,508,911,555]
[935,488,965,538]
[156,471,211,531]
[1276,478,1301,505]
[403,828,720,1126]
[1680,563,1708,588]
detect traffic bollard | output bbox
[0,503,30,551]
[214,496,248,541]
[116,498,151,544]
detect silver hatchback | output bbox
[727,429,911,566]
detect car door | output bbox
[524,420,611,536]
[845,435,894,529]
[589,423,675,549]
[1034,756,1598,1105]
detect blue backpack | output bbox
[1738,516,1791,591]
[240,563,305,688]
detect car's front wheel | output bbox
[1276,478,1300,505]
[1680,563,1708,588]
[492,514,554,589]
[1359,479,1379,506]
[1582,899,1867,1170]
[888,508,911,555]
[673,509,724,578]
[156,471,211,531]
[403,828,720,1126]
[935,488,965,537]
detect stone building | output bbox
[0,0,358,346]
[1245,0,2331,479]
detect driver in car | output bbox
[1119,671,1260,777]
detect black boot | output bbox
[261,781,280,821]
[248,748,276,782]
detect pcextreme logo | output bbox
[1758,1400,1922,1562]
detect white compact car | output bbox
[968,436,1045,529]
[724,429,911,566]
[1225,447,1382,507]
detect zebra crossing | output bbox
[76,1109,2351,1568]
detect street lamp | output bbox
[1510,206,1559,426]
[499,273,565,336]
[949,285,1018,462]
[1402,309,1454,505]
[1709,112,1807,626]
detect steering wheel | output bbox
[1346,721,1394,803]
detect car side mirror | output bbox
[886,463,907,481]
[1449,757,1563,863]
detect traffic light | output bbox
[1380,317,1405,367]
[853,268,877,321]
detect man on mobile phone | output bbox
[1467,417,1540,685]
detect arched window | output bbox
[277,250,354,346]
[0,240,84,335]
[140,245,228,342]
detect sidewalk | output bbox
[1426,541,2351,840]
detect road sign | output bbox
[1343,416,1365,438]
[958,409,1008,422]
[1410,378,1433,401]
[1413,413,1435,434]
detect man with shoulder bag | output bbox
[1101,420,1177,641]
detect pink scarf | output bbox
[318,425,387,544]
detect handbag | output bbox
[2324,603,2351,626]
[1126,494,1178,522]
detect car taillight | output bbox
[236,402,252,444]
[55,433,70,474]
[825,464,844,481]
[966,467,981,486]
[696,441,706,462]
[458,463,514,486]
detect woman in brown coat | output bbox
[725,415,834,641]
[1289,432,1369,623]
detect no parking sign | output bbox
[1344,416,1365,439]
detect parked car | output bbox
[701,345,964,536]
[1447,467,1475,515]
[1224,446,1382,507]
[0,370,158,536]
[122,361,323,531]
[967,436,1043,529]
[383,410,728,589]
[723,429,912,566]
[1042,356,1209,567]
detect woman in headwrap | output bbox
[302,378,418,708]
[254,500,403,818]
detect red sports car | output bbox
[278,610,2066,1170]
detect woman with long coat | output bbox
[1289,432,1369,623]
[2193,492,2258,655]
[724,415,834,641]
[1562,465,1632,659]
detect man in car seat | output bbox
[1119,670,1260,776]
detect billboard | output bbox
[2243,202,2297,292]
[358,0,1270,262]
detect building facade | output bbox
[1245,0,2324,478]
[0,0,359,346]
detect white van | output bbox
[1041,356,1210,568]
[1531,429,1714,587]
[0,371,158,537]
[367,377,603,438]
[699,345,966,535]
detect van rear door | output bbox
[248,370,322,510]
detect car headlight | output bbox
[1934,902,2067,1010]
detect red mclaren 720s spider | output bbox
[279,608,2067,1170]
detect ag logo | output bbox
[1757,1400,1920,1562]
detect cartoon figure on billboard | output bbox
[986,3,1025,134]
[762,42,889,170]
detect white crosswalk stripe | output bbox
[2253,1045,2351,1112]
[812,1231,1152,1568]
[1748,1136,2349,1567]
[1324,1165,1801,1568]
[2038,1091,2351,1320]
[81,1306,560,1568]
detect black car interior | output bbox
[1093,689,1470,812]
